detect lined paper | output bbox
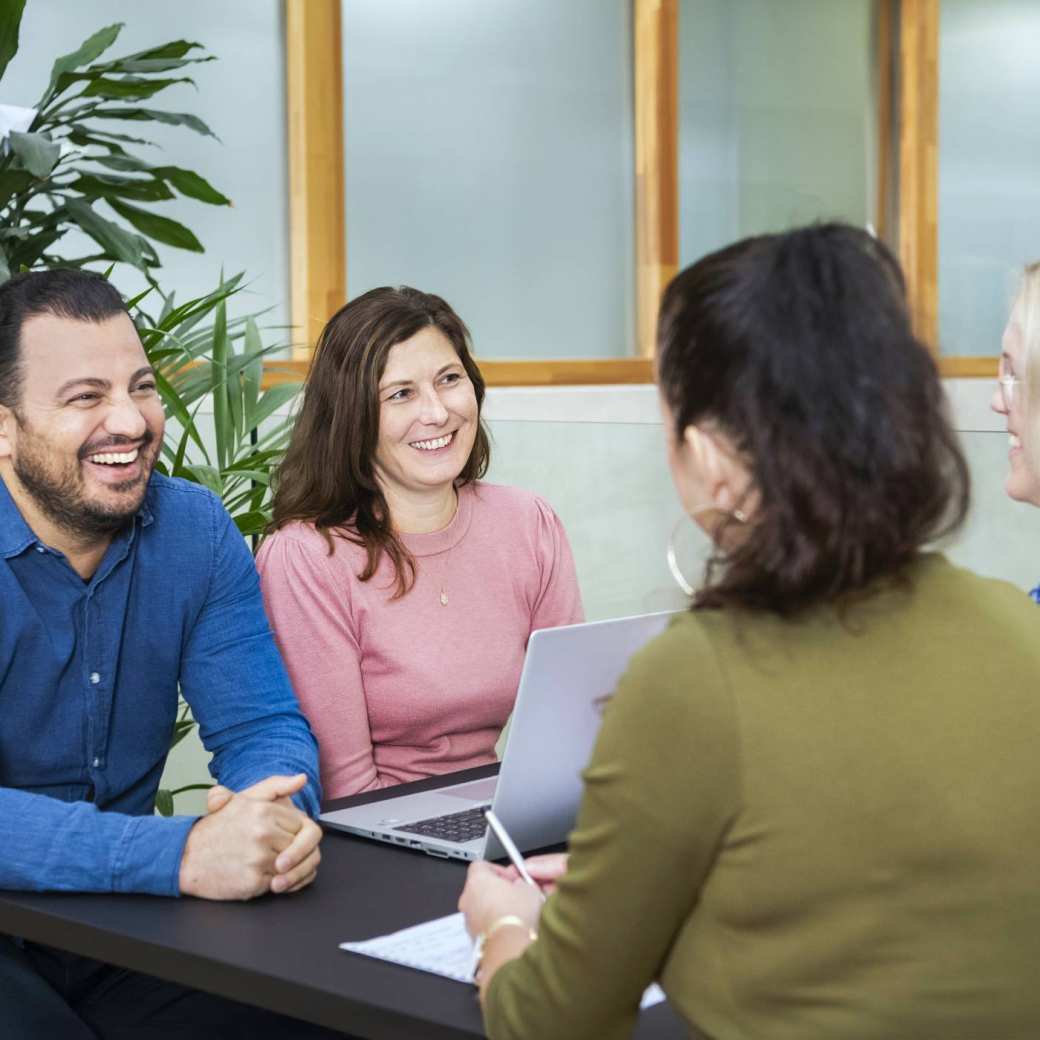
[341,912,666,1008]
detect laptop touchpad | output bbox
[441,778,498,802]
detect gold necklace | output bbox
[425,547,450,607]
[437,490,462,606]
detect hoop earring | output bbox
[666,505,748,597]
[666,515,697,596]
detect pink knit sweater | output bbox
[257,483,583,797]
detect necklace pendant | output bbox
[439,589,449,606]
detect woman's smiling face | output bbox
[992,294,1040,506]
[372,326,479,503]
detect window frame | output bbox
[267,0,988,391]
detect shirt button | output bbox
[89,672,101,685]
[92,757,101,768]
[35,544,45,553]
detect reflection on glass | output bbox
[678,0,879,267]
[939,0,1040,357]
[341,0,635,360]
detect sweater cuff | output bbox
[112,814,197,896]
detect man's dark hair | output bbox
[0,269,129,409]
[657,222,971,616]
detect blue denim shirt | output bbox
[0,473,320,896]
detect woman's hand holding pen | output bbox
[459,853,572,999]
[459,860,544,939]
[492,852,569,896]
[459,859,543,999]
[460,852,570,938]
[459,813,573,997]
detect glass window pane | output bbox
[341,0,635,359]
[678,0,879,267]
[938,0,1040,357]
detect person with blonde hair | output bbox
[993,262,1040,506]
[992,261,1040,602]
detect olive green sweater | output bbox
[485,555,1040,1039]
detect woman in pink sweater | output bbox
[257,287,583,798]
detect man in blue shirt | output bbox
[0,270,338,1036]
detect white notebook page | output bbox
[340,912,666,1009]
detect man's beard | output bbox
[13,428,157,539]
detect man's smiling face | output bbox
[0,310,165,538]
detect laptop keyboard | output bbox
[395,805,490,844]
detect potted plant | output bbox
[0,11,229,279]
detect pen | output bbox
[469,810,545,981]
[483,809,546,904]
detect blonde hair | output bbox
[1015,263,1040,425]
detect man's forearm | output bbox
[0,786,195,896]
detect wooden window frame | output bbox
[270,0,987,391]
[898,0,993,376]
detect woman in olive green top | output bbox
[459,224,1040,1039]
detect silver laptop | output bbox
[320,610,676,861]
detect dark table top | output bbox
[0,767,692,1039]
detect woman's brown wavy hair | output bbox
[657,223,970,616]
[269,286,490,597]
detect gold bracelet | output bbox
[472,915,537,982]
[483,914,538,945]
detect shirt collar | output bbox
[137,481,156,528]
[0,476,37,558]
[0,473,156,558]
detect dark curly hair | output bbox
[657,223,970,615]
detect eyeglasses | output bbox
[998,371,1021,409]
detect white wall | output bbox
[484,379,1037,603]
